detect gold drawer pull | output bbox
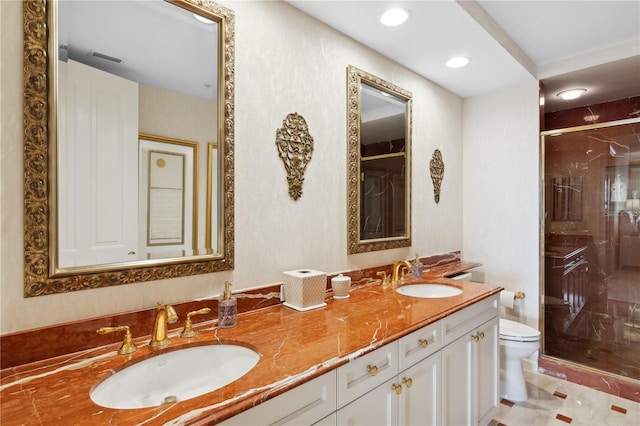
[402,377,413,388]
[392,383,403,395]
[418,338,429,348]
[367,365,378,376]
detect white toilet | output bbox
[499,318,541,402]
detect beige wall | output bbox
[2,0,488,333]
[462,85,541,329]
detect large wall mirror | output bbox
[23,0,235,296]
[347,65,412,254]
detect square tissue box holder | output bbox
[282,269,327,311]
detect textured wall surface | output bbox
[2,0,533,333]
[462,85,540,328]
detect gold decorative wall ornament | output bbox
[22,0,236,296]
[275,113,314,200]
[430,149,445,204]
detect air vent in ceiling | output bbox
[90,51,123,64]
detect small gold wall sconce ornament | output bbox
[430,149,445,204]
[275,113,314,200]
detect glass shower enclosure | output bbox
[541,118,640,380]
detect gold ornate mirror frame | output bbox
[23,0,235,296]
[347,65,412,254]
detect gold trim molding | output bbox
[275,113,314,200]
[23,0,235,296]
[346,65,412,254]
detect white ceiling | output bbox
[59,0,219,100]
[61,1,639,112]
[287,0,640,112]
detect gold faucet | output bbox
[149,303,178,349]
[96,325,138,355]
[392,260,412,284]
[180,307,211,338]
[376,271,390,287]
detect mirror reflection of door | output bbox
[57,59,139,267]
[361,157,406,239]
[55,0,219,268]
[138,136,198,260]
[359,82,408,241]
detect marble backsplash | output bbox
[1,251,463,369]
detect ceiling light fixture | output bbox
[556,88,587,101]
[446,56,470,68]
[380,8,410,26]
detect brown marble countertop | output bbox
[1,262,502,425]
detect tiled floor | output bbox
[489,370,640,425]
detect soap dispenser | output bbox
[411,253,424,280]
[218,281,237,328]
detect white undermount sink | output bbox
[395,283,463,298]
[90,344,260,409]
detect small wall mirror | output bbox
[347,65,412,254]
[23,0,235,296]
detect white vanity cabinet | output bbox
[337,321,442,426]
[441,294,500,426]
[397,320,442,425]
[220,294,499,426]
[218,370,336,426]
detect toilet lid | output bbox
[500,318,541,342]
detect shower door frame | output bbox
[539,117,640,369]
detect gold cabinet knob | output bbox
[418,338,429,348]
[367,365,378,376]
[392,383,403,395]
[97,325,137,355]
[402,377,413,388]
[471,333,480,343]
[479,331,485,340]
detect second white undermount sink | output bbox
[90,344,260,409]
[395,283,463,298]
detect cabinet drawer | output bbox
[219,370,336,425]
[337,342,398,408]
[398,320,441,371]
[442,294,498,345]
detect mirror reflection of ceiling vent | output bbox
[89,50,123,64]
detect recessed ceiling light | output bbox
[380,8,410,26]
[446,56,470,68]
[556,89,587,100]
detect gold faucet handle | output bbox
[180,307,212,338]
[376,271,390,286]
[97,325,138,355]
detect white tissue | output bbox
[500,290,516,309]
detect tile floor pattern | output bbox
[489,370,640,425]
